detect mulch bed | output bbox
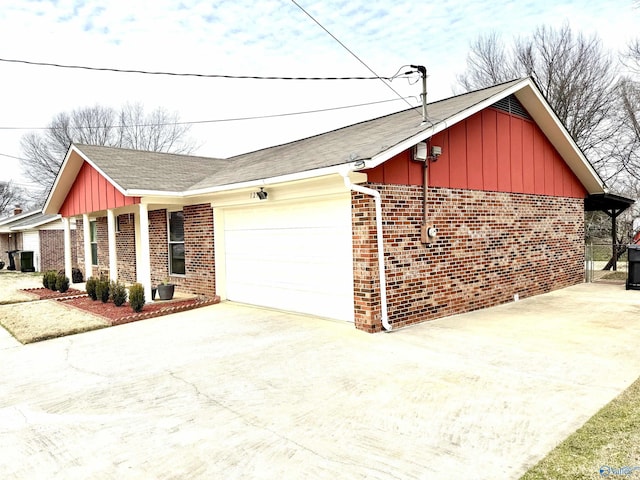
[20,287,86,300]
[19,287,221,327]
[57,295,220,326]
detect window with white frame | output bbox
[89,220,98,266]
[168,211,185,275]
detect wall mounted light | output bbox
[430,146,442,161]
[256,187,268,200]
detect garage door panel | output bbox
[223,194,354,321]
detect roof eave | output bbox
[43,144,131,215]
[128,163,360,200]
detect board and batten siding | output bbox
[365,108,587,199]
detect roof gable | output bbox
[43,77,605,216]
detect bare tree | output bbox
[0,181,24,217]
[457,23,618,167]
[20,103,196,190]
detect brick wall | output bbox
[183,204,215,297]
[39,229,78,272]
[149,209,169,285]
[351,184,585,332]
[94,216,109,277]
[116,213,137,283]
[148,206,215,297]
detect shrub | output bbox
[128,283,145,313]
[110,280,127,307]
[46,271,58,291]
[85,276,98,300]
[42,270,56,289]
[55,273,70,293]
[95,275,110,303]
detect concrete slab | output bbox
[0,325,20,350]
[0,281,639,479]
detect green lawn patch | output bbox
[521,376,640,479]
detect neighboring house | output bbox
[0,208,77,272]
[43,77,628,332]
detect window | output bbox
[168,211,185,275]
[89,220,98,266]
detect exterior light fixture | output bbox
[256,187,268,200]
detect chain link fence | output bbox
[585,242,628,283]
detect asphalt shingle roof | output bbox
[75,79,524,193]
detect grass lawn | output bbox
[521,376,640,479]
[0,301,109,344]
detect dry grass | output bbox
[521,376,640,479]
[0,270,108,343]
[0,300,109,344]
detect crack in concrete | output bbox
[63,339,113,379]
[166,370,405,479]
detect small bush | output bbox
[128,283,145,313]
[110,280,127,307]
[95,275,110,303]
[55,273,70,293]
[42,270,58,290]
[42,271,56,289]
[86,276,98,300]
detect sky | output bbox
[0,0,638,194]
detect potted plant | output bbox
[157,278,175,300]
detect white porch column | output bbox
[135,203,152,302]
[107,209,118,281]
[83,213,92,280]
[62,217,72,282]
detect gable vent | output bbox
[491,94,532,120]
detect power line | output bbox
[0,56,402,81]
[0,96,416,131]
[289,0,419,115]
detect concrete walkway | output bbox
[1,281,640,479]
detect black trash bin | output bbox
[627,245,640,290]
[20,251,35,272]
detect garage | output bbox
[220,193,354,322]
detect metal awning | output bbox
[584,193,635,213]
[585,193,635,271]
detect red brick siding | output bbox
[351,184,585,332]
[149,209,169,285]
[39,229,78,272]
[183,204,215,297]
[116,213,137,284]
[75,218,86,278]
[148,206,215,297]
[94,216,109,277]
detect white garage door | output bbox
[223,194,354,322]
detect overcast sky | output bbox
[0,0,638,192]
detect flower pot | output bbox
[151,287,157,300]
[157,283,175,300]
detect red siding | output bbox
[59,161,140,217]
[364,108,587,198]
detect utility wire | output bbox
[0,96,415,131]
[289,0,419,115]
[0,57,402,81]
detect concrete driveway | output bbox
[1,281,640,479]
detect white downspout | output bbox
[343,174,391,331]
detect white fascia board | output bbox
[126,163,359,199]
[43,146,76,214]
[43,145,131,215]
[72,147,129,197]
[366,79,534,170]
[514,85,605,193]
